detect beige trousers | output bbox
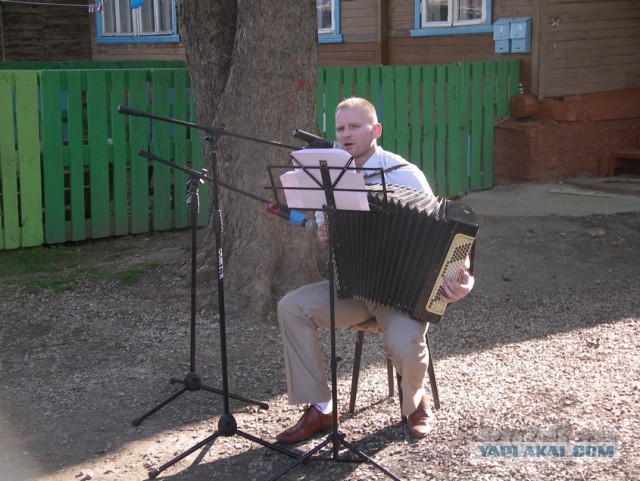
[277,280,429,417]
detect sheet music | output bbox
[281,149,370,211]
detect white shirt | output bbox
[361,146,433,195]
[315,146,434,225]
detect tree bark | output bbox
[177,0,325,317]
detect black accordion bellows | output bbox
[328,184,478,323]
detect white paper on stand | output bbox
[281,149,370,211]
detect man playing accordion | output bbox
[276,97,474,443]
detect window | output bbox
[317,0,343,44]
[412,0,493,37]
[97,0,179,44]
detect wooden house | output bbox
[1,0,639,182]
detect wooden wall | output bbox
[540,0,640,97]
[341,0,379,42]
[319,0,534,79]
[0,1,92,61]
[320,0,640,99]
[3,0,638,101]
[320,0,384,65]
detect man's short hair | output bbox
[335,97,378,124]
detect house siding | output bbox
[320,1,534,81]
[540,0,640,97]
[0,2,91,61]
[3,1,638,102]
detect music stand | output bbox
[267,155,401,481]
[117,106,301,479]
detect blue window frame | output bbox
[411,0,493,37]
[317,0,343,44]
[96,0,179,44]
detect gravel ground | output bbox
[0,207,638,481]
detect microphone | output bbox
[292,129,340,149]
[266,202,317,232]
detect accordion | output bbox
[328,184,478,323]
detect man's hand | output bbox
[317,224,329,244]
[440,257,474,304]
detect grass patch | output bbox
[0,246,87,277]
[23,275,78,294]
[115,261,161,285]
[1,245,161,294]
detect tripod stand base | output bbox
[147,413,299,479]
[131,371,269,427]
[172,371,202,390]
[267,431,401,481]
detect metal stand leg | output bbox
[131,176,267,428]
[141,136,298,479]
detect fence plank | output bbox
[469,62,485,191]
[110,70,129,236]
[172,69,189,229]
[14,71,44,247]
[496,61,509,118]
[457,63,470,194]
[0,72,20,249]
[446,63,461,196]
[66,70,87,241]
[86,70,111,238]
[369,67,382,129]
[434,66,448,195]
[127,70,151,234]
[150,69,173,231]
[341,66,356,100]
[355,67,369,99]
[324,68,342,138]
[421,66,436,186]
[482,63,496,189]
[409,66,422,172]
[380,66,396,153]
[394,66,410,161]
[40,71,66,244]
[508,59,520,102]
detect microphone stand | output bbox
[117,106,300,479]
[130,154,269,428]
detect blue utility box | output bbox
[493,18,511,54]
[510,17,532,53]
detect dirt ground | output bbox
[1,192,639,481]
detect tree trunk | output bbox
[177,0,325,317]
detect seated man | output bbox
[276,97,474,442]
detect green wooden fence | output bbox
[317,60,520,197]
[0,60,518,250]
[0,66,207,250]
